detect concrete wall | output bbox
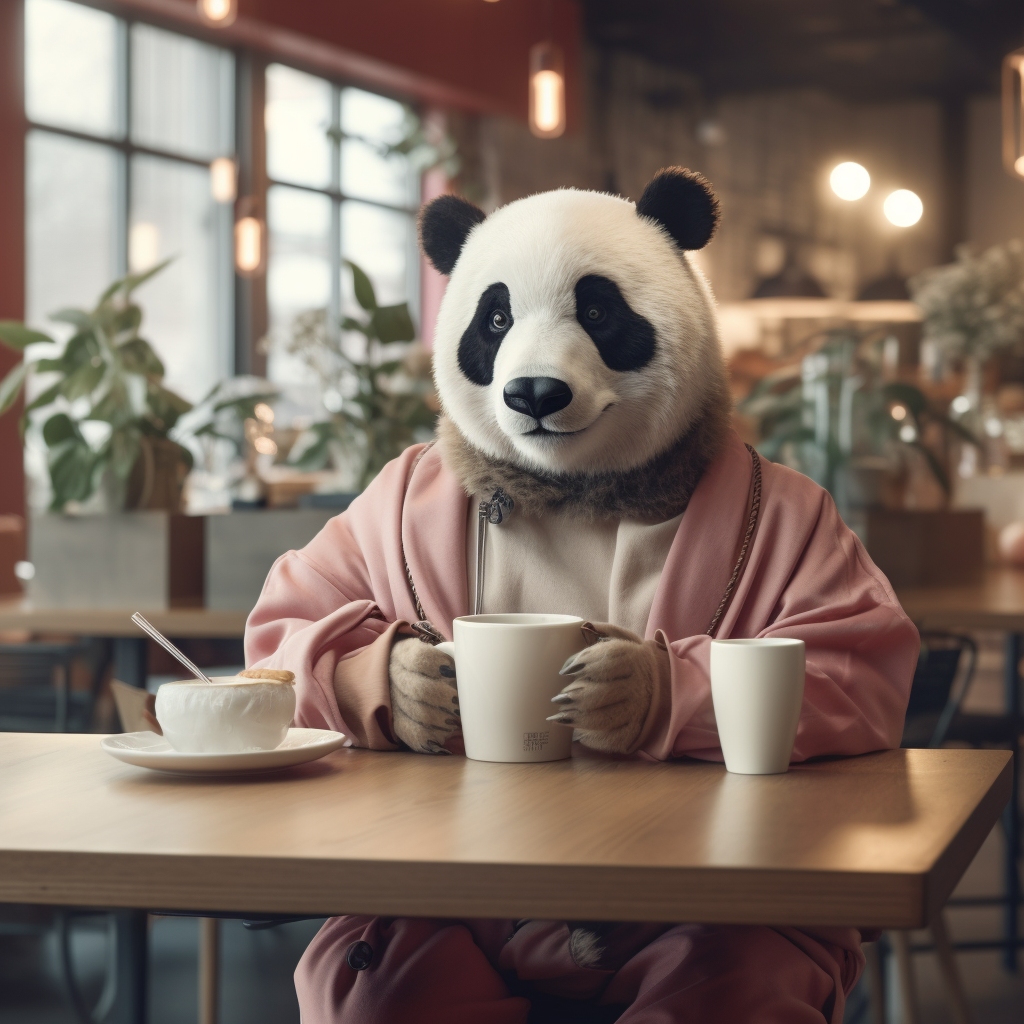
[457,47,1024,308]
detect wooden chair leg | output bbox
[863,941,886,1024]
[890,931,920,1024]
[930,912,973,1024]
[199,917,219,1024]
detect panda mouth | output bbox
[525,426,586,437]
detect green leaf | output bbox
[48,438,97,508]
[34,356,72,373]
[0,321,54,350]
[341,316,370,336]
[24,378,63,414]
[94,258,173,309]
[0,361,28,414]
[50,308,94,330]
[107,428,141,480]
[146,384,192,433]
[42,412,80,447]
[372,303,416,344]
[112,304,142,337]
[347,261,377,312]
[118,336,165,378]
[62,362,105,402]
[88,379,133,425]
[211,390,279,416]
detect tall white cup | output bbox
[709,638,805,775]
[435,613,585,763]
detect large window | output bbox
[25,0,234,401]
[264,64,420,396]
[24,0,421,414]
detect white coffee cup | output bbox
[709,638,805,775]
[155,677,296,754]
[435,613,585,763]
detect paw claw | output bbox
[546,713,574,725]
[550,693,574,704]
[559,655,585,676]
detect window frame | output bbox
[264,64,422,354]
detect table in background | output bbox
[0,601,248,686]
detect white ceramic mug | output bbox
[435,613,585,763]
[155,677,296,754]
[709,638,805,775]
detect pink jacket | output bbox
[245,431,919,761]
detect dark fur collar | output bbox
[436,403,731,522]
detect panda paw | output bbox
[547,627,660,754]
[388,638,461,754]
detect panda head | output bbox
[422,168,725,477]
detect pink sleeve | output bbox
[243,447,427,743]
[639,492,920,763]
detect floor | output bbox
[0,636,1021,1023]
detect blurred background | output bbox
[2,2,1024,1023]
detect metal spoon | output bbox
[131,612,213,684]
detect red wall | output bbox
[0,0,26,522]
[132,0,583,124]
[240,0,581,122]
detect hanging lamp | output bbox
[197,0,236,27]
[1002,47,1024,179]
[529,40,566,138]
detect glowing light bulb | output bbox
[197,0,236,26]
[884,189,923,227]
[254,402,275,424]
[951,395,971,415]
[830,162,870,201]
[899,424,918,443]
[1016,156,1024,178]
[529,42,565,139]
[235,215,265,276]
[210,157,236,203]
[890,403,907,421]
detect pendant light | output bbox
[529,35,566,139]
[197,0,237,27]
[1003,48,1024,179]
[234,198,266,277]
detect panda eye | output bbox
[585,304,605,323]
[489,310,510,333]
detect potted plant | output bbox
[279,261,437,490]
[0,264,277,607]
[909,240,1024,421]
[739,328,984,586]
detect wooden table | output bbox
[0,602,248,639]
[0,600,248,686]
[0,734,1011,930]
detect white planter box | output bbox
[205,509,337,611]
[29,513,204,609]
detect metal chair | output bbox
[0,639,109,732]
[866,631,1023,1023]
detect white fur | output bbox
[432,188,724,475]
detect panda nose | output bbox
[503,377,574,420]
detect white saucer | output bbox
[101,728,348,775]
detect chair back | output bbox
[901,632,976,749]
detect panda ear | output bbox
[419,194,487,275]
[635,167,720,250]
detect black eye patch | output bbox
[574,275,655,372]
[458,282,513,386]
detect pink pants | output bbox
[295,916,864,1023]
